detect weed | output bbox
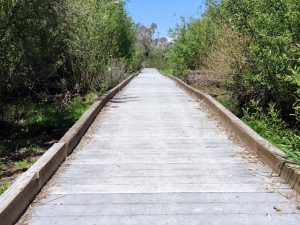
[14,159,34,170]
[0,181,10,195]
[0,91,99,190]
[161,68,173,75]
[242,101,300,163]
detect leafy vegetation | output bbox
[242,101,300,163]
[224,0,300,122]
[0,0,142,193]
[0,92,98,193]
[144,49,171,71]
[162,0,300,163]
[0,181,9,195]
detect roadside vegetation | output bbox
[0,0,143,194]
[152,0,300,163]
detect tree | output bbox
[136,23,158,57]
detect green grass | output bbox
[242,101,300,164]
[214,90,300,164]
[14,159,34,170]
[67,93,98,122]
[160,68,173,75]
[0,181,10,195]
[0,91,99,194]
[24,92,98,134]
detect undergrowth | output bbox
[161,67,300,165]
[242,101,300,164]
[0,92,99,194]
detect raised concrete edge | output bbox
[0,143,66,225]
[159,69,300,194]
[0,71,140,225]
[59,71,140,155]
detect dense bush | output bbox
[167,0,300,162]
[224,0,300,122]
[0,0,142,120]
[67,0,138,91]
[0,0,141,103]
[169,17,218,75]
[0,0,68,99]
[242,101,300,163]
[144,49,171,71]
[168,6,246,80]
[168,0,300,125]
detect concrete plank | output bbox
[55,168,268,178]
[38,192,291,205]
[26,214,300,225]
[30,202,300,217]
[52,175,274,185]
[61,162,271,172]
[47,183,290,194]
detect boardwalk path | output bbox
[19,69,300,224]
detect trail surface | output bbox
[19,69,300,225]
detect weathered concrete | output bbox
[18,69,300,225]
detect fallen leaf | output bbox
[273,206,281,212]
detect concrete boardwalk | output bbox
[19,69,300,224]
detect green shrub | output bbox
[168,0,300,127]
[242,101,300,163]
[0,182,10,195]
[0,0,140,102]
[0,0,68,100]
[144,49,171,71]
[168,17,219,75]
[224,0,300,123]
[67,0,137,91]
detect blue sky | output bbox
[126,0,205,38]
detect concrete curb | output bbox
[59,71,139,155]
[160,70,300,194]
[0,71,139,225]
[0,143,66,225]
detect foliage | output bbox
[0,0,141,102]
[127,45,144,73]
[0,181,9,195]
[167,6,245,80]
[242,101,300,163]
[168,17,219,76]
[168,0,300,126]
[0,0,141,135]
[144,49,171,71]
[223,0,300,122]
[2,92,98,136]
[136,23,158,57]
[0,91,97,194]
[0,0,68,100]
[67,0,138,91]
[167,0,300,163]
[136,22,171,68]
